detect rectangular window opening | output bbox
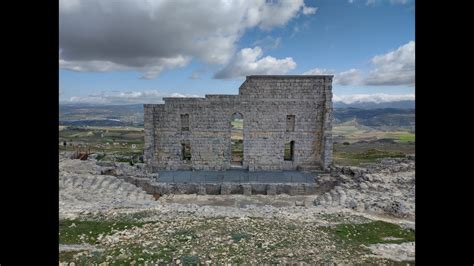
[284,141,294,161]
[181,114,190,131]
[181,142,191,161]
[286,115,295,132]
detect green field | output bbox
[333,125,414,166]
[59,126,144,162]
[231,119,243,140]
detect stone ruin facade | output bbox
[144,75,333,172]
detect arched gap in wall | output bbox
[230,112,243,167]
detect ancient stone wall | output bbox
[144,75,333,172]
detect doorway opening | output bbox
[231,113,243,167]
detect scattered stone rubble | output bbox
[314,156,415,218]
[365,242,415,262]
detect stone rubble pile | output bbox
[314,156,415,218]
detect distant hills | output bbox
[333,100,414,109]
[333,108,414,130]
[60,104,144,127]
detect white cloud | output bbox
[60,56,191,80]
[302,68,363,86]
[303,41,414,86]
[302,6,318,15]
[303,68,335,75]
[169,93,201,98]
[214,47,296,79]
[62,90,202,104]
[252,36,282,50]
[59,0,315,79]
[364,41,415,86]
[335,69,364,86]
[333,93,414,104]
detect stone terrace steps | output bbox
[156,170,321,184]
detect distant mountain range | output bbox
[333,100,414,109]
[333,108,414,129]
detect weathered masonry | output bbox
[144,75,333,172]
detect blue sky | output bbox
[59,0,415,104]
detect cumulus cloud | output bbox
[303,41,414,86]
[59,55,191,80]
[302,68,363,85]
[364,41,415,86]
[62,90,202,105]
[214,47,296,79]
[333,93,415,104]
[59,0,316,79]
[335,69,364,86]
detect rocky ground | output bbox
[315,157,415,219]
[59,152,415,264]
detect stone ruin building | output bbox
[144,75,333,173]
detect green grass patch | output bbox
[181,255,200,265]
[382,132,415,143]
[329,221,415,246]
[59,219,147,244]
[286,224,297,230]
[95,153,106,161]
[334,148,405,166]
[396,133,415,143]
[346,149,405,160]
[231,232,249,242]
[172,228,197,242]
